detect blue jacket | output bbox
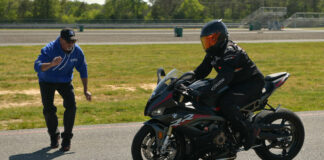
[34,37,88,83]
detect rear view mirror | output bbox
[157,68,166,84]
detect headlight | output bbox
[151,107,165,116]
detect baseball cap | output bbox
[60,28,77,43]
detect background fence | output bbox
[1,11,324,29]
[284,12,324,28]
[0,19,241,29]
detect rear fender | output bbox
[254,107,299,124]
[253,107,279,123]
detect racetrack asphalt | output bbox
[1,28,324,46]
[0,110,323,160]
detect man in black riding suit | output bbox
[189,20,265,150]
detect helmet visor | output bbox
[200,32,221,50]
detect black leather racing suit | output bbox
[193,40,265,139]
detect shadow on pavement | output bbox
[9,147,74,160]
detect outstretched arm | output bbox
[194,55,213,80]
[81,78,91,101]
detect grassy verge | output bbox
[0,42,323,130]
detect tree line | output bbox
[1,0,324,23]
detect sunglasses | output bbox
[66,39,77,44]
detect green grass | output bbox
[0,42,324,130]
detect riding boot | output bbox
[223,106,260,150]
[238,119,260,150]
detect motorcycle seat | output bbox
[265,72,288,81]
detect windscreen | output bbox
[151,69,183,98]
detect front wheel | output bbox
[254,108,305,160]
[131,124,184,160]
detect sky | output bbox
[78,0,149,5]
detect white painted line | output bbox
[1,30,324,36]
[0,32,199,36]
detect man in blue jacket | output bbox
[34,28,91,152]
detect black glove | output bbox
[180,71,196,85]
[188,89,202,103]
[188,89,200,97]
[174,84,191,103]
[175,84,188,93]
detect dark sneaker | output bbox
[59,146,70,152]
[50,133,60,149]
[60,132,73,152]
[60,138,71,152]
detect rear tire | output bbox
[254,108,305,160]
[131,125,184,160]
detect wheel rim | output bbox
[141,132,178,160]
[262,118,298,157]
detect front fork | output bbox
[144,120,174,155]
[160,126,173,154]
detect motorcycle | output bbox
[131,68,304,160]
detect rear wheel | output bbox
[254,108,305,160]
[131,125,184,160]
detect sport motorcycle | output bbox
[131,68,304,160]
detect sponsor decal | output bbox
[70,58,78,62]
[170,114,194,127]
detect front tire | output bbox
[131,125,184,160]
[254,108,305,160]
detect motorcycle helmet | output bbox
[200,19,228,56]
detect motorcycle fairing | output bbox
[145,91,175,116]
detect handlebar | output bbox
[171,71,196,89]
